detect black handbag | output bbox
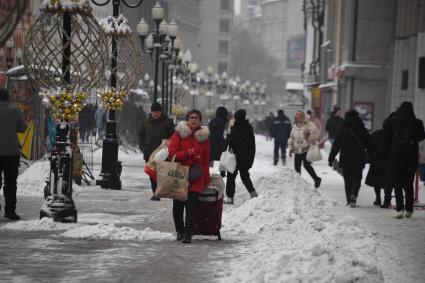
[188,164,203,182]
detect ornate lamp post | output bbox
[0,0,26,48]
[24,0,109,222]
[137,1,164,103]
[6,39,14,69]
[91,0,143,190]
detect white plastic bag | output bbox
[306,144,322,162]
[219,148,236,173]
[153,147,169,162]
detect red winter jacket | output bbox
[168,121,211,193]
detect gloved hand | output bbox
[220,171,226,178]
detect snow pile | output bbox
[99,15,132,36]
[61,224,174,241]
[220,168,383,283]
[40,0,92,13]
[17,159,50,197]
[0,217,79,231]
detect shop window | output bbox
[419,57,425,89]
[401,70,408,90]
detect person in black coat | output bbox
[328,110,370,207]
[382,101,425,218]
[325,106,344,144]
[365,129,393,207]
[271,109,292,165]
[224,109,258,204]
[208,106,228,167]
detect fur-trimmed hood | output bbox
[175,121,210,142]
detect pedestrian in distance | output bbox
[382,101,425,219]
[264,112,275,141]
[95,106,106,142]
[325,106,344,144]
[224,109,258,205]
[138,102,175,201]
[168,109,211,243]
[208,106,228,171]
[307,110,322,136]
[271,109,292,165]
[365,129,393,208]
[0,88,27,220]
[328,110,370,207]
[288,110,322,188]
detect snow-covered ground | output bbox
[1,135,425,282]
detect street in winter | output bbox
[1,137,425,282]
[2,0,425,282]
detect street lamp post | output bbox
[6,39,14,69]
[92,0,144,190]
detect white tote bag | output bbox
[219,148,237,173]
[306,144,322,162]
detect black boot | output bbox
[4,211,20,221]
[176,231,184,241]
[182,229,192,244]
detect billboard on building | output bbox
[287,35,305,69]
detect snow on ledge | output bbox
[40,0,92,13]
[99,15,132,36]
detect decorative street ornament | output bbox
[98,14,143,111]
[23,0,109,96]
[23,0,109,223]
[0,0,26,48]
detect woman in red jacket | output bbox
[168,109,211,243]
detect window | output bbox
[217,62,228,74]
[218,40,229,54]
[219,19,230,33]
[220,0,231,11]
[401,70,409,90]
[419,57,425,89]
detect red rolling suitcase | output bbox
[192,174,224,240]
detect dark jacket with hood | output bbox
[226,110,256,170]
[325,110,344,140]
[208,107,228,161]
[328,110,370,169]
[138,113,175,161]
[271,112,292,143]
[382,101,425,172]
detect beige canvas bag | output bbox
[154,155,189,201]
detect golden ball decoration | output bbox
[40,90,87,121]
[98,89,128,110]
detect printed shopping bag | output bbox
[154,156,189,201]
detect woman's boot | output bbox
[182,229,192,244]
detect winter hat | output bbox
[234,109,246,120]
[151,102,162,112]
[344,109,359,120]
[277,109,284,116]
[215,106,228,120]
[397,101,414,116]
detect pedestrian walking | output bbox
[139,102,175,200]
[307,110,321,135]
[271,109,292,165]
[95,106,106,141]
[328,110,370,207]
[365,129,393,208]
[167,109,211,243]
[325,106,344,144]
[224,109,258,204]
[382,102,425,218]
[208,106,228,168]
[289,110,322,188]
[264,112,275,141]
[0,88,27,220]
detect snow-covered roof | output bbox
[285,82,304,91]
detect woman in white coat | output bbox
[288,110,321,188]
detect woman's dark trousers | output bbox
[173,191,200,233]
[342,166,362,204]
[0,155,20,214]
[226,168,255,198]
[294,152,319,182]
[393,169,415,213]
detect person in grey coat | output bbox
[0,89,27,220]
